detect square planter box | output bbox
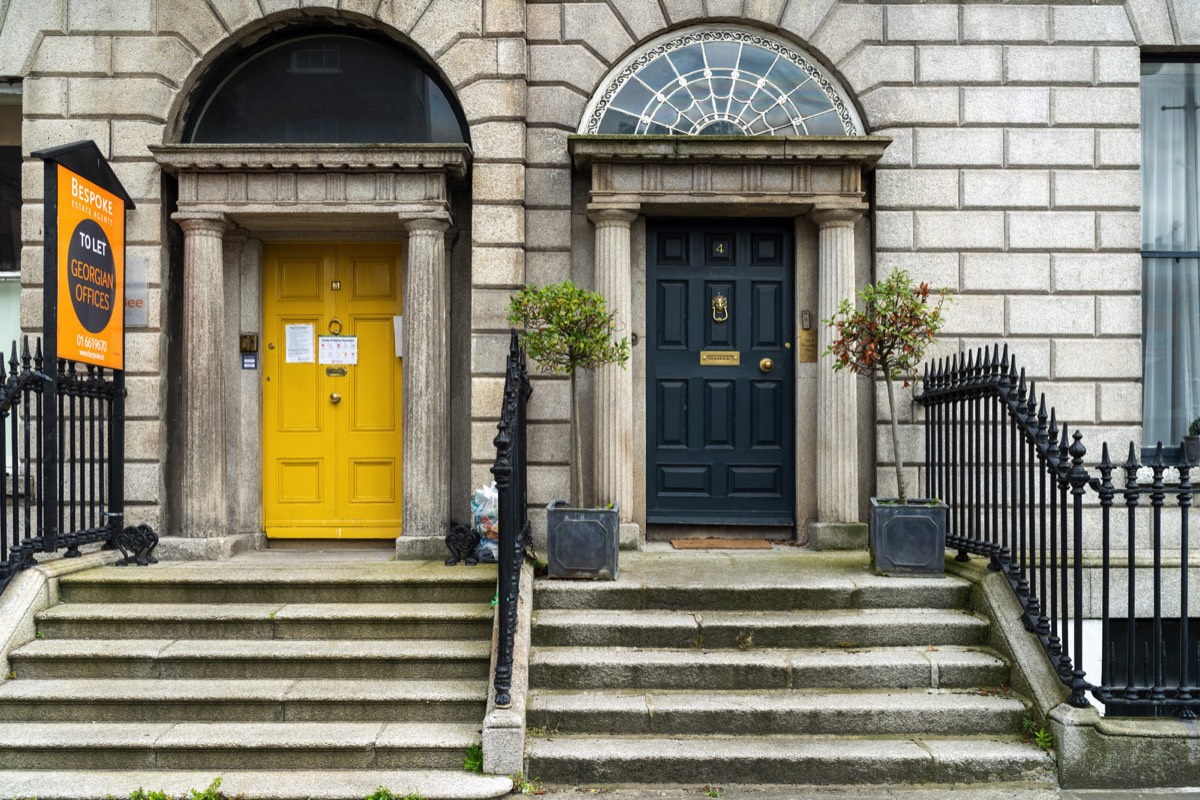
[869,498,948,577]
[546,500,619,580]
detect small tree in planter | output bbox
[508,281,630,579]
[824,268,950,574]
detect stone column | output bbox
[588,205,639,525]
[172,212,230,539]
[810,208,866,546]
[401,215,452,542]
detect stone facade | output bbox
[1,0,1191,552]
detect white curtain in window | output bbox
[1143,63,1200,448]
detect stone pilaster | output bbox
[811,208,865,543]
[588,205,639,522]
[172,212,230,539]
[401,215,452,541]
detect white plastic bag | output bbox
[471,483,499,540]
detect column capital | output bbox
[587,204,639,228]
[172,211,230,236]
[401,215,452,235]
[810,207,864,229]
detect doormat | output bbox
[670,537,774,550]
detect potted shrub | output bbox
[508,281,630,579]
[824,268,950,576]
[1185,418,1200,466]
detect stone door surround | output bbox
[568,135,890,537]
[151,143,469,548]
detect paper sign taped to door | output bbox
[285,324,314,363]
[319,335,358,365]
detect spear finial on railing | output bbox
[1047,409,1060,469]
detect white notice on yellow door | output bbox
[319,335,358,365]
[285,324,314,363]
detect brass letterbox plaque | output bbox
[798,330,818,363]
[700,350,741,366]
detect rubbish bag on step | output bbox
[471,483,500,563]
[471,483,499,540]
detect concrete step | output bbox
[0,721,481,770]
[529,645,1009,691]
[0,769,512,800]
[528,688,1027,736]
[36,602,494,641]
[525,734,1056,786]
[531,608,989,649]
[58,564,497,605]
[11,639,491,680]
[534,573,971,612]
[0,678,487,722]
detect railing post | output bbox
[1150,445,1167,705]
[1179,452,1194,718]
[1068,431,1090,707]
[1096,443,1114,705]
[1122,443,1140,701]
[40,160,59,555]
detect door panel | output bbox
[263,242,404,539]
[647,221,795,525]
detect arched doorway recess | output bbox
[152,28,470,551]
[572,26,888,545]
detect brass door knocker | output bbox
[328,318,343,335]
[712,293,729,323]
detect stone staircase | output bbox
[0,561,513,799]
[525,549,1057,791]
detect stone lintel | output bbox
[569,135,892,170]
[151,143,471,179]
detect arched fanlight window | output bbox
[186,32,468,144]
[582,28,861,137]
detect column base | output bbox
[394,534,457,561]
[808,522,868,551]
[154,533,265,561]
[619,522,641,551]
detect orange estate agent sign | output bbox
[56,164,124,369]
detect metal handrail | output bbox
[0,336,154,596]
[917,345,1199,717]
[490,330,532,708]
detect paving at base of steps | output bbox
[538,786,1200,799]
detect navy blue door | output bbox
[647,221,795,526]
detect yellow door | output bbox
[262,242,404,539]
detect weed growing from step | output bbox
[1022,713,1055,750]
[510,774,545,795]
[365,788,425,800]
[463,741,484,773]
[735,632,753,651]
[703,785,722,798]
[109,783,427,800]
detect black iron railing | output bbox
[0,336,153,595]
[490,330,532,708]
[918,346,1200,717]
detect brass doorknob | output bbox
[330,392,342,405]
[759,358,774,373]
